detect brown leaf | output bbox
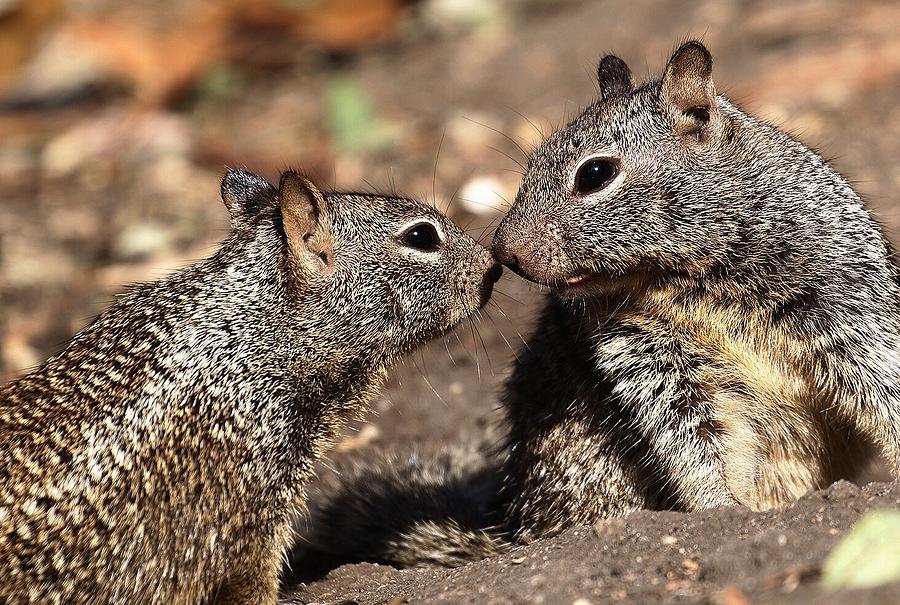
[711,586,751,605]
[63,6,225,107]
[291,0,407,52]
[0,0,63,91]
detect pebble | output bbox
[456,174,514,215]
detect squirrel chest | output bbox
[593,288,869,511]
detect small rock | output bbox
[456,174,513,215]
[665,578,690,592]
[822,509,900,590]
[423,0,503,31]
[112,223,173,262]
[824,479,861,500]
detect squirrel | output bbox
[0,167,501,604]
[293,41,900,569]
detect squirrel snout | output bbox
[491,227,517,267]
[493,222,574,286]
[494,248,521,273]
[492,231,532,281]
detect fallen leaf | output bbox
[821,509,900,591]
[711,586,750,605]
[0,0,62,92]
[326,76,389,155]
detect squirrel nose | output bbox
[494,250,531,281]
[492,242,514,266]
[492,233,529,279]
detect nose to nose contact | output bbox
[492,238,527,279]
[491,227,514,265]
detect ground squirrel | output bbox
[296,41,900,568]
[0,168,500,603]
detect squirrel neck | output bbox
[702,100,888,304]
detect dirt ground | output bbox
[287,482,900,605]
[3,0,900,603]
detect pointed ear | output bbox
[278,171,334,275]
[597,54,634,99]
[221,169,276,229]
[660,41,717,138]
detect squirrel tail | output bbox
[289,440,512,573]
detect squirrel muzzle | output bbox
[492,219,585,289]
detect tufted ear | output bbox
[660,41,717,139]
[278,171,335,276]
[597,54,634,99]
[221,168,276,230]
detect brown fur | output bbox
[290,41,900,571]
[0,169,500,603]
[606,279,871,510]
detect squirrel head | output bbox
[493,41,744,297]
[220,169,500,366]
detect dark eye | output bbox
[400,222,441,252]
[574,158,618,195]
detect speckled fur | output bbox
[495,40,900,539]
[0,168,499,604]
[299,41,900,568]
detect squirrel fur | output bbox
[296,41,900,568]
[0,168,500,603]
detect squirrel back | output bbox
[297,41,900,569]
[0,169,500,604]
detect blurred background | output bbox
[2,0,900,437]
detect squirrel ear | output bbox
[597,54,634,99]
[221,168,276,230]
[660,41,717,138]
[278,171,334,276]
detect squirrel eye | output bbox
[400,222,441,252]
[574,158,618,195]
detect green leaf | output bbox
[326,76,388,155]
[198,64,243,103]
[821,509,900,591]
